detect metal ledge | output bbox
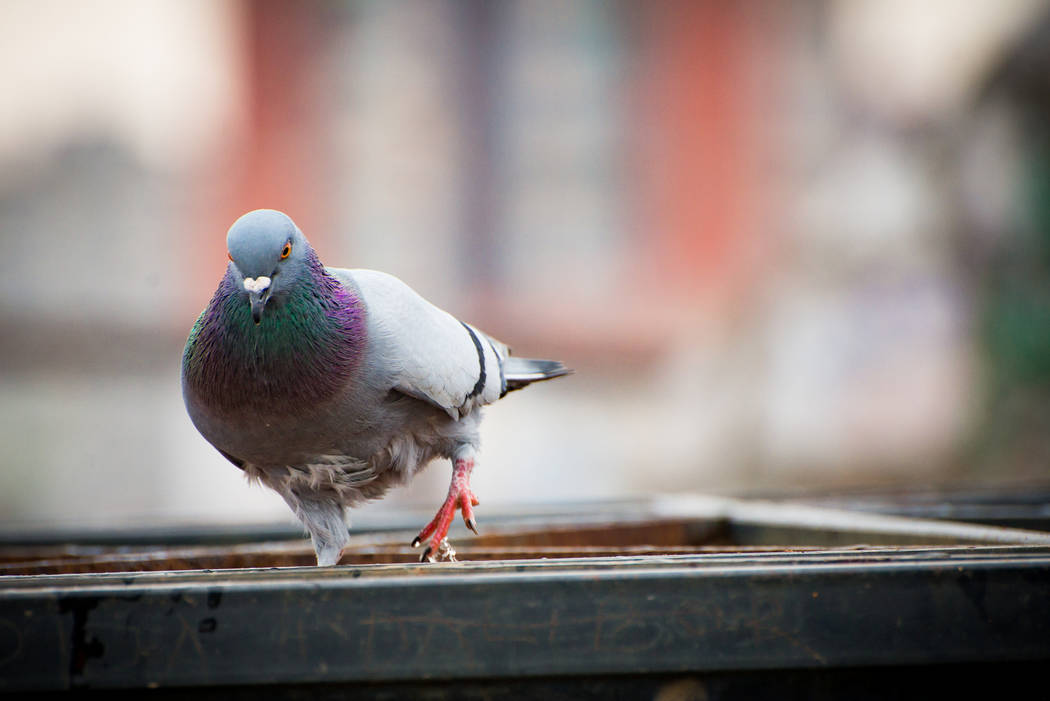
[2,496,1049,693]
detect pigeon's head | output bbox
[225,209,311,324]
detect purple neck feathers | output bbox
[184,250,366,415]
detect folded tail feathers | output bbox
[502,357,572,391]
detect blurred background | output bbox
[2,0,1049,532]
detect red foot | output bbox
[412,457,479,561]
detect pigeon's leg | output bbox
[274,487,350,566]
[412,445,479,562]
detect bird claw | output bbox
[411,456,478,562]
[418,538,456,563]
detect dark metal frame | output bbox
[2,497,1050,694]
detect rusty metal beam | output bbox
[2,545,1049,692]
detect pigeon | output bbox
[182,209,570,565]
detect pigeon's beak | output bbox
[243,276,272,325]
[248,291,270,324]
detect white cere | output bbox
[243,276,271,294]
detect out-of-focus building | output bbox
[1,0,1047,530]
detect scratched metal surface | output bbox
[41,662,1050,700]
[2,498,1050,693]
[1,546,1050,692]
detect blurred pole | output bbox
[189,0,333,311]
[238,0,330,244]
[456,0,502,298]
[636,0,768,308]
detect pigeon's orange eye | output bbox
[281,242,292,259]
[227,251,233,262]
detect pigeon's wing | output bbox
[329,268,506,419]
